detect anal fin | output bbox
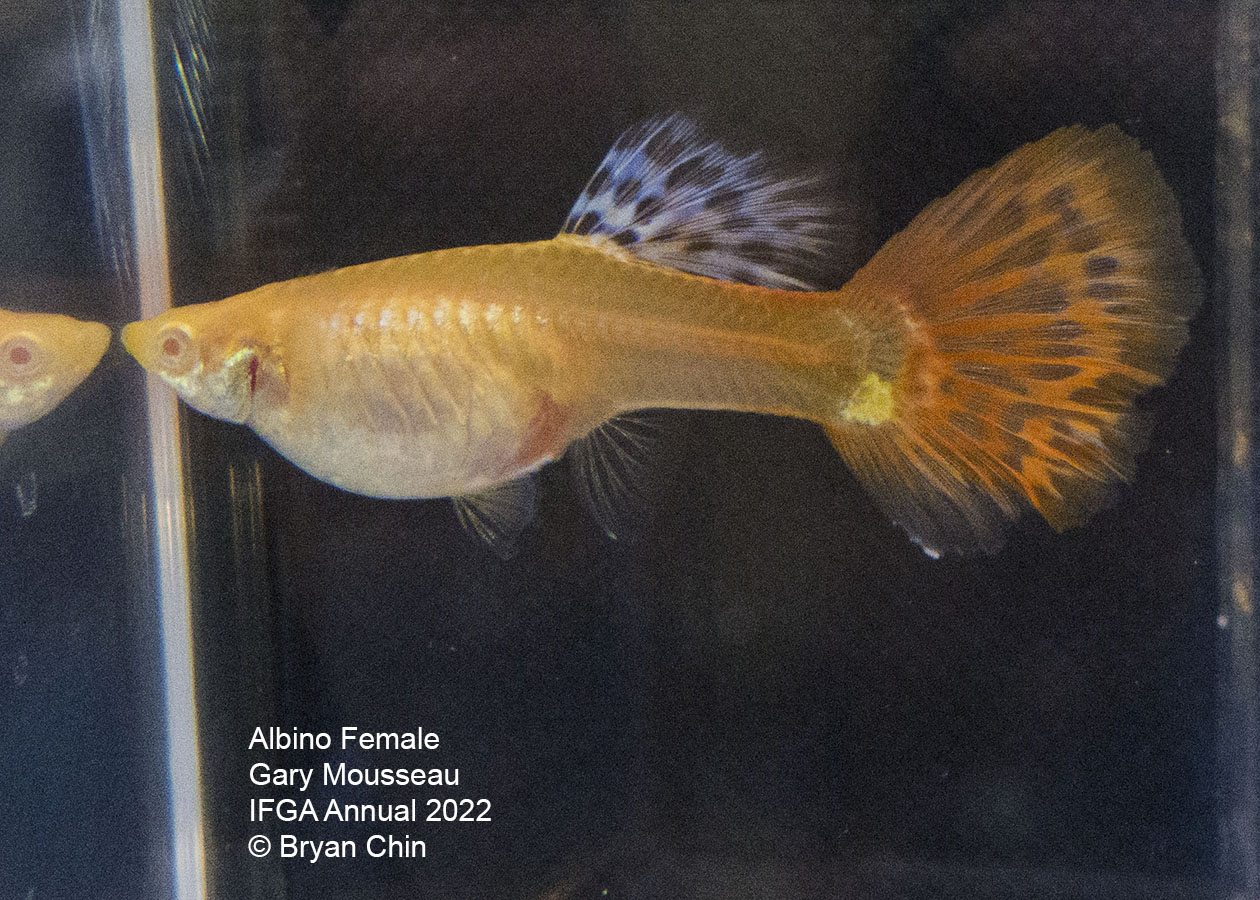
[568,412,664,541]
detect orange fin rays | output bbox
[827,125,1201,556]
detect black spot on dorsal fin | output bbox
[561,115,836,290]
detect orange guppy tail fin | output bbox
[826,125,1201,557]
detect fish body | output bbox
[122,117,1200,556]
[127,236,877,499]
[0,309,111,446]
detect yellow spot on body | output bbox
[842,373,895,425]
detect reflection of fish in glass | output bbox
[0,309,111,447]
[122,117,1199,556]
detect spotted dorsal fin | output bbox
[561,115,834,289]
[451,476,538,559]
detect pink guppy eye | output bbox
[155,326,195,373]
[0,335,43,378]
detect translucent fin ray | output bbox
[568,412,664,541]
[561,115,834,290]
[451,476,538,559]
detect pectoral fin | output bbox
[451,476,539,559]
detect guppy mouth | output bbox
[119,322,143,362]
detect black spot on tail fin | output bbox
[826,125,1201,556]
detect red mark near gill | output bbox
[249,355,259,394]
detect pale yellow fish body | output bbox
[122,235,888,499]
[0,308,111,446]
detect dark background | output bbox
[0,2,1221,899]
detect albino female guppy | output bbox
[1,308,111,447]
[122,117,1199,556]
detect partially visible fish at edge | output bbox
[0,309,111,448]
[121,116,1201,557]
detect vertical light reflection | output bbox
[119,1,207,898]
[1215,2,1258,898]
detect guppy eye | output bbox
[0,334,45,380]
[156,326,195,374]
